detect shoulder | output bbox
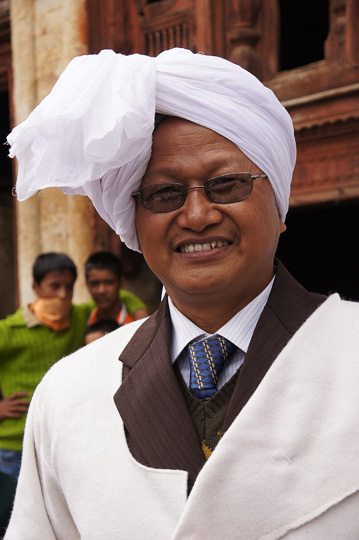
[36,318,145,398]
[119,289,147,311]
[70,302,93,318]
[0,306,26,329]
[340,297,359,332]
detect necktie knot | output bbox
[187,335,236,400]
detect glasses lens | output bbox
[140,183,185,212]
[206,173,252,203]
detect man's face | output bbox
[86,269,122,311]
[135,117,286,317]
[33,270,76,301]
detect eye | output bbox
[210,178,238,194]
[144,184,183,203]
[205,174,253,203]
[210,174,250,190]
[150,184,181,202]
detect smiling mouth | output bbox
[179,240,230,253]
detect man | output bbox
[5,49,359,539]
[85,251,148,325]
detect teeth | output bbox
[180,240,229,253]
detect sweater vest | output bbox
[174,363,240,459]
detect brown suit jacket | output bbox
[114,260,325,490]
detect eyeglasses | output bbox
[131,172,268,213]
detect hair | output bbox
[83,318,120,338]
[32,252,77,285]
[84,251,123,280]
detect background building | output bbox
[0,0,358,318]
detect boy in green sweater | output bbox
[0,252,147,479]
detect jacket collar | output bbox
[114,299,206,489]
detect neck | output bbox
[97,300,122,321]
[166,277,273,334]
[168,295,248,334]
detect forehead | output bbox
[41,270,75,284]
[142,117,259,184]
[86,268,119,281]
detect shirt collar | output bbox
[168,277,274,363]
[22,304,43,328]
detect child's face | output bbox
[86,269,122,311]
[84,330,106,345]
[33,270,76,301]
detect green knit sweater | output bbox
[0,290,146,451]
[0,304,90,451]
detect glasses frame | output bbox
[131,172,268,213]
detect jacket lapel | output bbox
[223,261,325,433]
[113,299,205,488]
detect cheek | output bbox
[135,208,149,253]
[236,198,282,251]
[257,207,283,252]
[136,211,167,254]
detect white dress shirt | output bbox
[168,277,274,389]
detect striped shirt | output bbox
[168,277,274,389]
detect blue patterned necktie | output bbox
[187,335,236,400]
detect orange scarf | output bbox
[88,306,134,326]
[30,297,72,331]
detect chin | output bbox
[171,279,230,298]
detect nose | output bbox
[175,186,223,231]
[97,282,106,293]
[57,286,68,300]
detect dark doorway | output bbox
[0,91,16,318]
[279,0,330,71]
[276,200,359,301]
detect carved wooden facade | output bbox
[86,0,359,255]
[1,1,358,308]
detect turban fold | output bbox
[7,48,296,252]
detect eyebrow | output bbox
[142,168,180,183]
[143,155,249,184]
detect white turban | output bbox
[7,48,296,252]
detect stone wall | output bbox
[10,0,93,304]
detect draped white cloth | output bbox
[7,48,296,251]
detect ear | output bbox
[32,280,40,296]
[279,221,287,234]
[134,224,142,253]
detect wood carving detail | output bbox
[325,0,347,61]
[145,21,189,56]
[291,119,359,204]
[226,0,262,77]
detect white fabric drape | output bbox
[7,48,296,251]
